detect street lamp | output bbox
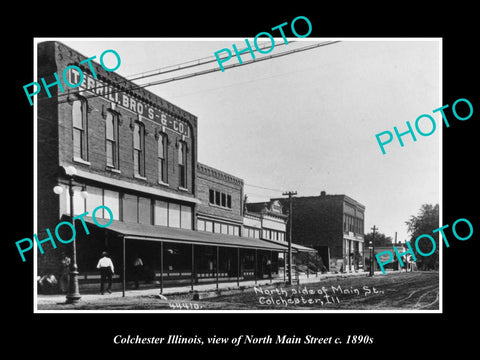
[53,165,88,304]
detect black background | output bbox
[6,4,478,355]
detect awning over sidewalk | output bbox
[257,237,318,253]
[81,217,288,252]
[291,243,318,253]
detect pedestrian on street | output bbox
[209,259,214,277]
[133,254,144,289]
[96,251,114,294]
[59,252,71,294]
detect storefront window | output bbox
[180,205,192,230]
[154,200,168,226]
[205,221,213,232]
[104,190,119,220]
[169,202,180,228]
[138,197,151,225]
[221,223,228,234]
[85,186,102,217]
[123,193,138,223]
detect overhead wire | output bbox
[38,40,341,105]
[124,40,298,82]
[40,40,295,103]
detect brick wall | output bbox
[36,41,200,275]
[37,42,62,274]
[42,41,198,198]
[196,163,244,224]
[276,195,345,258]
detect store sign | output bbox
[69,68,190,138]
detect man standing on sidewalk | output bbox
[97,251,114,295]
[59,252,71,294]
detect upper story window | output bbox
[133,122,145,177]
[158,133,168,183]
[178,141,187,188]
[105,111,119,169]
[208,189,232,209]
[72,98,88,160]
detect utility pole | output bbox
[369,225,378,277]
[394,231,398,271]
[283,191,297,285]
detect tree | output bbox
[364,232,393,247]
[405,204,439,270]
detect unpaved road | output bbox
[38,271,439,311]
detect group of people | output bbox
[59,251,144,295]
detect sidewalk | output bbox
[37,270,387,306]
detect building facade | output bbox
[36,41,288,293]
[244,200,287,244]
[38,41,198,276]
[196,163,244,237]
[274,191,365,273]
[244,200,289,276]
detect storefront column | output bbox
[191,244,195,291]
[254,249,257,284]
[283,251,286,283]
[270,251,273,284]
[160,242,164,294]
[122,236,125,297]
[307,252,310,278]
[237,248,240,287]
[316,252,319,278]
[216,246,219,290]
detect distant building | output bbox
[244,200,287,243]
[273,191,365,273]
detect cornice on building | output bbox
[45,41,198,125]
[197,162,244,186]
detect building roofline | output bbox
[197,162,244,185]
[38,40,198,124]
[271,194,366,210]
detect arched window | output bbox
[178,141,187,188]
[106,111,119,169]
[72,98,88,160]
[133,122,145,177]
[158,133,168,183]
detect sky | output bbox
[43,37,441,244]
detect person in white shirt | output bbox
[96,251,114,294]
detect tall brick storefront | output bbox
[36,41,289,293]
[274,191,365,273]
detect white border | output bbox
[33,37,443,314]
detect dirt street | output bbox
[37,271,439,311]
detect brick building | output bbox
[273,191,365,273]
[196,162,244,237]
[36,41,287,293]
